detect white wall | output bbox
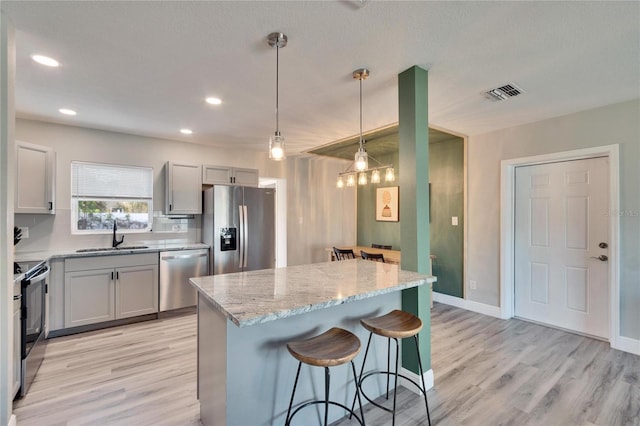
[467,99,640,339]
[0,10,16,426]
[14,118,356,266]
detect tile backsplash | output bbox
[14,209,200,253]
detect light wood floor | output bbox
[14,303,639,425]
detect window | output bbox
[71,161,153,234]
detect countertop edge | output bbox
[14,243,210,263]
[191,276,432,328]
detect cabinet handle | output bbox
[169,203,172,211]
[116,271,119,280]
[48,201,53,210]
[111,271,114,280]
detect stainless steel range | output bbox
[16,259,49,398]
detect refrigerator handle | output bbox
[238,205,244,269]
[243,205,249,268]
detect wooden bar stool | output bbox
[285,327,365,426]
[350,310,431,426]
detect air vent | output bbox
[483,83,524,101]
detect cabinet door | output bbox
[13,301,21,398]
[115,264,159,319]
[202,164,232,185]
[232,167,259,187]
[166,162,202,214]
[64,268,115,328]
[15,141,56,214]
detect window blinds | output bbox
[71,162,153,198]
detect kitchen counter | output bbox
[14,242,209,263]
[191,259,435,425]
[190,258,434,327]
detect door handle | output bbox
[590,255,608,262]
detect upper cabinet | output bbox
[15,141,56,214]
[202,165,259,187]
[165,162,202,214]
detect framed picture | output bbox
[376,186,399,222]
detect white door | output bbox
[514,157,609,339]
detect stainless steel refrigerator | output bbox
[203,186,275,275]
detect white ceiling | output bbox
[3,1,639,155]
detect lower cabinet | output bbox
[116,265,158,319]
[64,253,158,328]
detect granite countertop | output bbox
[190,259,436,328]
[14,242,209,263]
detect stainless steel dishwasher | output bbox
[159,249,209,311]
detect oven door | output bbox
[20,263,49,397]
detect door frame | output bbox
[499,144,620,346]
[259,177,287,268]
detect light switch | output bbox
[451,216,458,226]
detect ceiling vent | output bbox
[483,83,524,101]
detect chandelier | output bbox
[336,68,395,188]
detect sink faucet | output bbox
[112,220,124,248]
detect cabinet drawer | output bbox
[65,252,158,272]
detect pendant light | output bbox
[353,68,369,171]
[267,32,287,161]
[371,169,381,183]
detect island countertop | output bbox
[189,259,436,328]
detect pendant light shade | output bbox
[267,32,288,161]
[346,174,356,187]
[354,146,368,171]
[371,169,381,183]
[336,175,345,188]
[269,132,285,160]
[358,172,367,185]
[385,167,395,182]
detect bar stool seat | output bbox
[351,310,431,426]
[360,309,422,338]
[285,328,365,425]
[287,327,361,367]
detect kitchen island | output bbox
[190,259,435,426]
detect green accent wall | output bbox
[356,152,400,250]
[429,139,464,297]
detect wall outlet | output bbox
[452,216,459,226]
[469,280,477,290]
[19,226,29,239]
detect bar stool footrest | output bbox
[287,400,364,426]
[358,370,426,413]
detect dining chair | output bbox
[371,244,392,250]
[360,251,385,262]
[333,247,356,261]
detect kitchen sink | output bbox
[76,246,149,253]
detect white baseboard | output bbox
[432,292,502,319]
[433,293,640,357]
[399,368,433,395]
[8,414,16,426]
[612,335,640,356]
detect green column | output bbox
[398,66,431,373]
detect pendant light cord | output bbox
[276,45,279,135]
[359,77,363,148]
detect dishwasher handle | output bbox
[161,253,208,261]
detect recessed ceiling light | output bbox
[32,54,59,67]
[205,97,222,105]
[59,108,77,116]
[180,128,193,135]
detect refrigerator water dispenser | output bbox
[220,227,237,251]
